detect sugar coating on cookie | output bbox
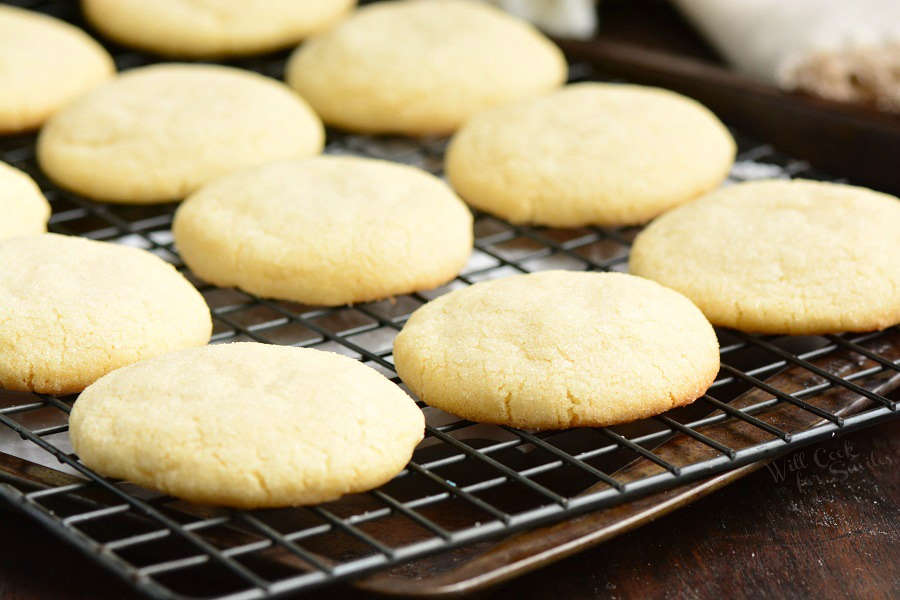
[82,0,355,58]
[629,179,900,335]
[0,234,212,394]
[69,343,425,508]
[0,162,50,241]
[173,156,473,306]
[393,271,720,430]
[0,5,114,134]
[37,64,324,204]
[286,0,567,135]
[445,83,736,227]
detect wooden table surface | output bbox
[2,418,897,600]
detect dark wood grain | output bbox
[2,417,897,600]
[483,418,900,600]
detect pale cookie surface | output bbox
[629,179,900,334]
[0,234,211,394]
[286,0,567,135]
[38,64,324,203]
[0,5,114,133]
[445,83,736,227]
[69,343,425,508]
[393,271,720,430]
[82,0,355,58]
[173,156,473,306]
[0,161,50,241]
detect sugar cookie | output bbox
[0,234,211,394]
[173,156,472,306]
[82,0,355,58]
[445,83,736,226]
[70,343,425,508]
[629,179,900,334]
[0,162,50,241]
[38,64,324,203]
[286,0,566,135]
[393,271,720,430]
[0,5,114,133]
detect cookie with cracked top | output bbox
[173,155,473,306]
[37,63,323,204]
[393,271,720,430]
[286,0,567,135]
[629,179,900,334]
[0,234,211,394]
[69,343,425,508]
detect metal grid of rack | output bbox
[2,1,900,598]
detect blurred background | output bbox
[509,0,900,193]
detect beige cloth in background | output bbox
[672,0,900,112]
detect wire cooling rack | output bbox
[2,1,900,599]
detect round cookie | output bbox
[0,5,114,134]
[0,161,50,241]
[173,156,473,306]
[82,0,355,58]
[445,83,736,227]
[393,271,720,430]
[69,343,425,508]
[0,234,212,395]
[37,64,324,204]
[286,0,567,135]
[629,179,900,335]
